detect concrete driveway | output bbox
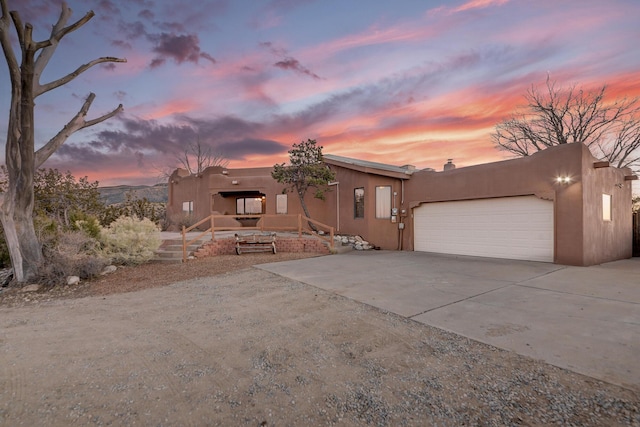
[258,251,640,391]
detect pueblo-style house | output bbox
[167,143,635,266]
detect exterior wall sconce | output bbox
[556,176,571,184]
[231,180,239,185]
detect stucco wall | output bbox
[402,143,632,266]
[326,165,405,250]
[580,147,633,265]
[167,165,337,231]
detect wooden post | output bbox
[298,214,302,237]
[330,227,334,249]
[182,225,187,263]
[210,215,215,241]
[632,212,640,256]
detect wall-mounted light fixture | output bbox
[231,180,239,185]
[556,176,571,184]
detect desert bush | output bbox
[166,212,196,231]
[71,212,102,239]
[98,216,161,265]
[38,230,109,285]
[99,191,166,227]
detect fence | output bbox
[181,214,335,262]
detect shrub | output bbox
[38,230,109,286]
[166,212,196,231]
[71,212,102,239]
[98,216,161,265]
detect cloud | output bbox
[274,57,321,80]
[259,41,322,80]
[148,33,216,68]
[53,113,287,174]
[218,138,286,160]
[138,9,154,20]
[453,0,511,13]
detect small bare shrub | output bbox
[99,216,161,265]
[166,212,196,232]
[38,230,109,286]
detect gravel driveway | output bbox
[1,267,638,426]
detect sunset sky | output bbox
[1,0,639,186]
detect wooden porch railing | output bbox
[181,214,335,262]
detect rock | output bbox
[354,244,364,251]
[67,276,80,286]
[355,235,364,242]
[341,237,349,244]
[20,284,41,293]
[100,265,117,275]
[363,244,372,250]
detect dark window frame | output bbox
[354,187,365,219]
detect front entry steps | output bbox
[153,238,209,263]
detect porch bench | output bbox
[235,232,277,255]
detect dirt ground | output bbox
[0,253,639,426]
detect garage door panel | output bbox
[414,196,553,262]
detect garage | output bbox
[414,196,554,262]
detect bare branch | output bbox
[35,56,127,97]
[8,10,23,48]
[34,93,123,168]
[492,79,640,170]
[0,0,20,84]
[176,137,229,175]
[33,1,94,84]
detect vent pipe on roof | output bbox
[444,159,456,171]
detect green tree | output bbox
[100,191,165,227]
[492,78,640,170]
[272,139,336,225]
[34,169,104,229]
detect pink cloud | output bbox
[453,0,511,13]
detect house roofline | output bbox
[324,154,414,179]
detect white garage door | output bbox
[414,196,554,262]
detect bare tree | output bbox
[0,1,125,283]
[178,137,229,175]
[492,77,640,170]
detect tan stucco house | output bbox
[167,143,635,266]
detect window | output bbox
[276,194,288,214]
[602,194,612,221]
[375,186,391,219]
[236,197,263,214]
[182,201,193,214]
[354,188,364,218]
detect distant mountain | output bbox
[98,183,168,205]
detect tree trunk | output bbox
[297,190,318,232]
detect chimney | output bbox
[443,159,455,171]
